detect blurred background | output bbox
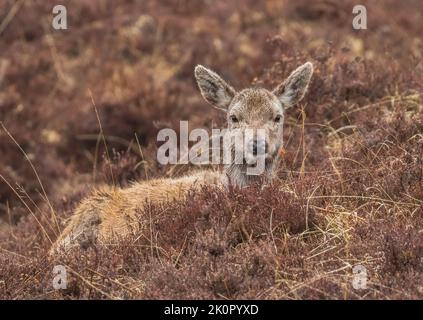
[0,0,422,299]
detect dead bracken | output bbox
[0,0,422,299]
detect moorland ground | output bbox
[0,0,422,299]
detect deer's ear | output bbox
[195,65,236,111]
[273,62,313,109]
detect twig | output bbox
[135,133,149,180]
[0,0,25,36]
[67,267,122,300]
[88,89,116,186]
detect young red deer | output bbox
[50,62,313,254]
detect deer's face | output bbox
[195,62,313,173]
[226,88,284,166]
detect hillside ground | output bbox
[0,0,422,299]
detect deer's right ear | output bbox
[195,65,236,111]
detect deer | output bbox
[50,62,313,254]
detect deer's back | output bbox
[51,170,225,253]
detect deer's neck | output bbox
[224,159,278,188]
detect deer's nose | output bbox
[250,139,267,156]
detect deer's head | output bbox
[195,62,313,187]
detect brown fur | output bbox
[52,170,224,252]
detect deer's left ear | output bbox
[195,65,236,111]
[273,62,313,109]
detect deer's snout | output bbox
[248,139,268,156]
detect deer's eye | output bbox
[274,115,282,123]
[230,115,239,123]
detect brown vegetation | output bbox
[0,0,422,299]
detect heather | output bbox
[0,0,422,299]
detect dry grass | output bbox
[0,0,422,299]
